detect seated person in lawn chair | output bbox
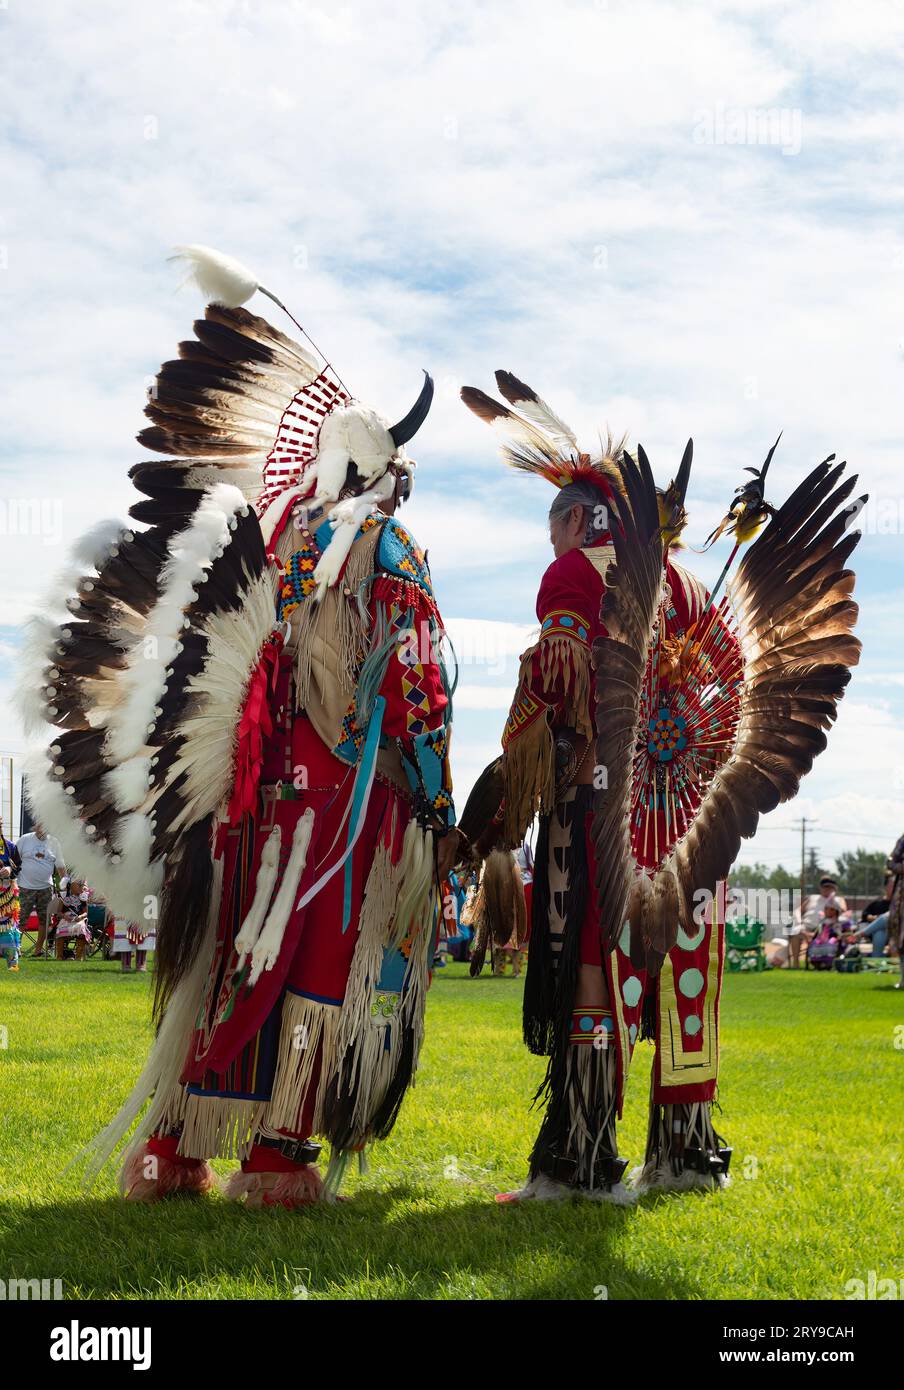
[21,247,457,1208]
[458,375,864,1200]
[49,876,92,961]
[807,915,841,970]
[856,877,893,959]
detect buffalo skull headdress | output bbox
[151,244,434,594]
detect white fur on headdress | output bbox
[311,404,398,504]
[312,472,396,601]
[167,251,411,600]
[298,402,405,599]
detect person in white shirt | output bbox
[788,875,848,969]
[15,824,66,958]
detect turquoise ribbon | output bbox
[342,695,386,933]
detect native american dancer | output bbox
[458,372,863,1201]
[20,247,458,1206]
[467,850,529,979]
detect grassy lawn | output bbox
[0,958,900,1300]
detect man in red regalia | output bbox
[23,247,460,1207]
[459,372,862,1202]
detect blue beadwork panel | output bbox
[377,518,434,599]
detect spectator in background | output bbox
[0,819,21,970]
[857,875,893,959]
[0,918,21,971]
[110,916,155,972]
[0,818,21,969]
[0,818,21,880]
[807,904,842,970]
[15,823,66,958]
[790,875,848,969]
[885,831,904,989]
[488,851,529,978]
[50,875,91,960]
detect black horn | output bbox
[389,371,434,447]
[674,437,693,505]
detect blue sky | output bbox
[1,0,903,877]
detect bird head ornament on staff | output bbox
[164,244,434,592]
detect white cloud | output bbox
[0,0,899,860]
[451,685,517,711]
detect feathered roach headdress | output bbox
[153,245,434,593]
[460,371,694,548]
[461,371,625,508]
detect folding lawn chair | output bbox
[725,916,766,972]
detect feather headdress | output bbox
[18,244,438,1016]
[149,245,434,589]
[461,371,625,502]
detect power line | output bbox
[770,825,893,842]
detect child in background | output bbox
[51,876,92,960]
[0,923,21,971]
[110,917,155,972]
[0,857,21,970]
[807,905,842,971]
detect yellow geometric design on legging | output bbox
[656,911,721,1088]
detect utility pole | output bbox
[794,817,817,905]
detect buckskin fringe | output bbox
[503,711,554,847]
[538,635,592,740]
[265,989,341,1135]
[320,827,437,1151]
[317,846,399,1147]
[291,523,381,709]
[176,1094,268,1162]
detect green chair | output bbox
[725,916,766,972]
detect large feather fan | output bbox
[19,304,338,981]
[20,487,276,931]
[131,303,327,526]
[593,449,863,974]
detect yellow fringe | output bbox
[538,634,592,740]
[176,1093,268,1162]
[265,989,340,1136]
[503,712,554,846]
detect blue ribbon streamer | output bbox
[341,694,386,933]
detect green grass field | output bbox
[0,959,900,1300]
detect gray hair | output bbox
[549,481,611,546]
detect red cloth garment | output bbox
[168,516,453,1161]
[526,547,606,732]
[184,654,411,1082]
[147,1133,204,1169]
[227,634,283,826]
[371,577,449,741]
